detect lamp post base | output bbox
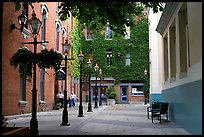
[77,105,84,117]
[60,109,70,126]
[94,100,98,108]
[30,118,38,135]
[99,100,102,106]
[60,123,70,126]
[87,102,93,112]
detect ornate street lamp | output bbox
[10,11,27,32]
[99,68,102,106]
[87,59,93,112]
[77,50,84,117]
[94,63,99,108]
[144,69,148,105]
[22,10,49,135]
[60,39,71,126]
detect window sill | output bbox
[39,100,46,106]
[18,101,28,107]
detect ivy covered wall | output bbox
[72,16,150,90]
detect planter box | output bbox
[106,99,115,105]
[2,127,30,135]
[53,104,61,110]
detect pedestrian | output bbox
[57,92,64,108]
[71,92,76,107]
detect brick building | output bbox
[2,2,77,116]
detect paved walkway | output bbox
[6,103,191,135]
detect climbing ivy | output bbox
[77,15,149,90]
[68,18,83,78]
[67,14,149,91]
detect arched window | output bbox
[55,20,61,50]
[39,3,49,104]
[61,26,66,43]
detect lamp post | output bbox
[144,69,148,105]
[22,10,48,135]
[99,68,102,106]
[87,59,93,112]
[94,63,99,108]
[77,50,84,117]
[60,39,72,126]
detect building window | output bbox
[40,3,49,104]
[163,36,169,81]
[107,50,112,65]
[124,25,130,39]
[19,76,26,101]
[169,20,176,82]
[61,27,66,43]
[85,27,93,40]
[179,3,189,78]
[105,22,112,40]
[131,86,144,96]
[125,52,130,65]
[22,2,28,29]
[55,20,61,51]
[19,71,28,107]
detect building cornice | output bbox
[156,2,180,35]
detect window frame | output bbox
[105,22,113,40]
[131,86,144,96]
[106,50,113,65]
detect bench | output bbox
[151,102,169,123]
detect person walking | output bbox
[57,92,64,108]
[71,92,76,107]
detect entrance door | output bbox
[120,86,128,103]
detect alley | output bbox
[6,103,191,135]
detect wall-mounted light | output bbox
[10,11,27,32]
[117,52,121,59]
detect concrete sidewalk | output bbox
[6,102,191,135]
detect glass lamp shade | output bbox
[144,69,147,76]
[87,58,92,67]
[17,13,27,25]
[78,50,84,62]
[62,39,70,55]
[117,52,121,59]
[94,63,99,72]
[27,10,42,36]
[99,68,102,75]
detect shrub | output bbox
[107,86,118,100]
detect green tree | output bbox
[14,2,165,35]
[58,2,164,35]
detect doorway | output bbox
[120,86,128,103]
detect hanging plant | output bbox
[10,47,63,79]
[10,46,34,79]
[36,48,63,71]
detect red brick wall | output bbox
[2,2,70,115]
[128,85,144,103]
[114,83,144,104]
